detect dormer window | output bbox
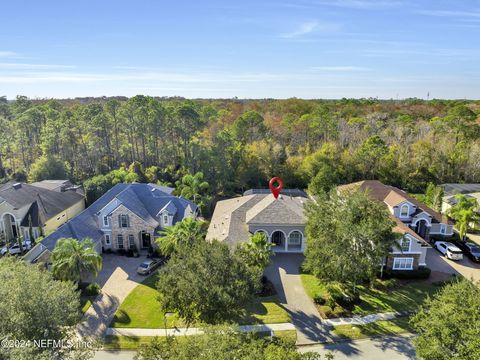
[400,204,409,217]
[103,216,109,226]
[163,214,168,224]
[400,237,411,252]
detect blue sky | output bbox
[1,0,479,99]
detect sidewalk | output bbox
[323,311,408,327]
[106,311,408,337]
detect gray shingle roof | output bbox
[442,183,480,196]
[206,191,307,247]
[0,182,84,226]
[40,183,197,251]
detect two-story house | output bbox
[0,180,85,244]
[24,183,198,264]
[338,180,454,271]
[207,189,308,253]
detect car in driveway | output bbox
[434,241,463,261]
[137,259,162,275]
[0,241,32,256]
[453,240,480,263]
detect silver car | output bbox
[0,241,32,256]
[137,260,161,275]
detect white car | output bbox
[0,241,32,256]
[435,241,463,261]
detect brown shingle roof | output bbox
[338,180,450,224]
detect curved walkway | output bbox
[264,254,334,345]
[77,254,148,338]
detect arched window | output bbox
[288,231,302,245]
[255,230,268,240]
[400,204,409,217]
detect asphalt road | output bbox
[94,336,417,360]
[299,335,417,360]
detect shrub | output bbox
[116,249,126,256]
[319,305,333,318]
[385,266,431,280]
[84,282,101,296]
[332,306,346,318]
[257,276,277,297]
[314,295,326,305]
[372,278,399,290]
[325,282,360,309]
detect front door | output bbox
[141,232,151,249]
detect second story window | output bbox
[103,216,109,226]
[163,214,168,224]
[400,204,409,217]
[400,237,410,252]
[119,214,130,228]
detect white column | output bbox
[284,233,288,252]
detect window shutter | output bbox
[127,215,130,227]
[118,214,121,226]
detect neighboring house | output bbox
[24,183,198,264]
[0,181,85,244]
[441,183,480,214]
[338,180,454,271]
[207,189,308,253]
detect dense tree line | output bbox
[1,96,479,207]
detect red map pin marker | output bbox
[269,177,284,199]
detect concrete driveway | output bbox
[78,253,149,338]
[426,246,480,282]
[264,253,333,345]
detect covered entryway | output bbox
[271,230,286,250]
[416,219,429,239]
[140,231,151,249]
[2,213,17,241]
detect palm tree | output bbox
[175,172,210,213]
[157,218,207,256]
[51,238,102,284]
[448,195,480,241]
[238,232,273,270]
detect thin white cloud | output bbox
[311,66,371,72]
[417,9,480,18]
[280,21,340,38]
[313,0,403,9]
[0,63,76,69]
[0,51,17,58]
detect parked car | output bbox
[0,241,32,256]
[453,240,480,263]
[137,260,162,275]
[434,241,463,261]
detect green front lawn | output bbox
[111,273,290,328]
[301,273,439,318]
[103,330,297,350]
[333,317,413,340]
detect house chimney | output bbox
[13,183,22,189]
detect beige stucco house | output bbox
[207,189,308,253]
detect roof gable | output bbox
[246,195,305,225]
